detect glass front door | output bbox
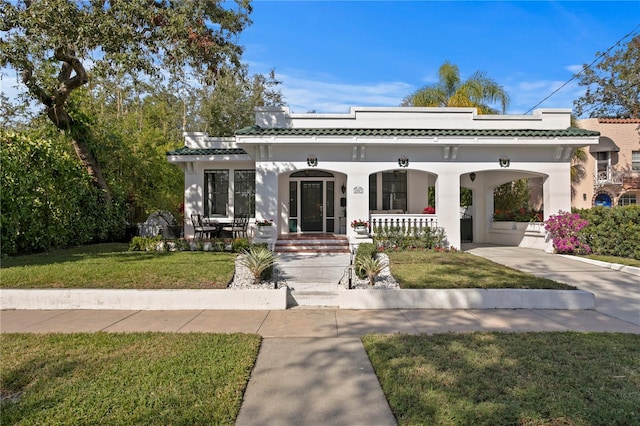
[301,181,323,231]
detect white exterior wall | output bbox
[169,107,599,249]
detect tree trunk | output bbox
[45,105,112,203]
[22,47,112,203]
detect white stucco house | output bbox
[167,107,599,250]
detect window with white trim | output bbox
[618,194,637,206]
[204,170,229,216]
[632,151,640,172]
[234,170,255,217]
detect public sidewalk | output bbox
[1,307,638,335]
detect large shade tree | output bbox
[402,61,510,114]
[194,65,284,136]
[573,35,640,118]
[0,0,252,200]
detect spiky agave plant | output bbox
[356,255,385,286]
[239,247,277,284]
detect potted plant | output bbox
[423,206,435,214]
[255,218,274,237]
[351,219,369,238]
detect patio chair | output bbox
[191,214,205,240]
[191,214,218,240]
[197,214,219,239]
[221,212,249,239]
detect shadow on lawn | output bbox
[364,332,640,425]
[1,243,234,269]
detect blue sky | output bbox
[239,1,640,115]
[1,1,637,117]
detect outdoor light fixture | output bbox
[341,183,346,194]
[398,156,409,168]
[583,193,587,201]
[499,156,510,168]
[273,268,279,289]
[307,155,318,167]
[469,172,476,182]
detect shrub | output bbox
[1,131,126,255]
[544,211,591,254]
[354,243,377,279]
[356,242,377,259]
[493,209,543,222]
[129,236,163,251]
[356,255,385,286]
[231,238,250,253]
[577,206,640,259]
[374,226,446,250]
[239,247,277,284]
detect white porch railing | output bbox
[594,168,623,187]
[370,214,439,233]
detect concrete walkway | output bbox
[276,252,350,292]
[2,246,639,426]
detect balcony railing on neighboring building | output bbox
[370,214,439,234]
[594,168,624,187]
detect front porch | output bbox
[169,107,599,250]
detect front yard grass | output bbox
[387,251,574,289]
[1,333,261,425]
[0,243,235,289]
[583,254,640,268]
[363,332,640,426]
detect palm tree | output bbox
[402,61,510,114]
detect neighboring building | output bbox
[167,107,599,250]
[573,118,640,209]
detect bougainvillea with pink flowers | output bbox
[544,211,591,254]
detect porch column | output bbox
[346,172,370,239]
[542,164,571,252]
[543,164,572,219]
[183,164,201,240]
[436,171,461,249]
[255,162,279,233]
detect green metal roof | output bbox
[166,147,247,156]
[235,125,599,138]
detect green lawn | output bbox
[363,332,640,426]
[1,333,261,425]
[387,251,574,290]
[0,243,235,289]
[583,254,640,268]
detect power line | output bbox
[524,24,640,115]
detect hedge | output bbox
[577,206,640,259]
[1,131,126,255]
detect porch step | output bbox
[274,235,350,254]
[288,290,339,308]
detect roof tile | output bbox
[597,118,640,124]
[166,147,247,156]
[235,125,599,138]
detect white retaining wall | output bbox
[338,289,595,310]
[1,288,595,311]
[0,288,288,311]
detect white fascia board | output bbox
[167,154,252,163]
[237,135,599,147]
